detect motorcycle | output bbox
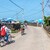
[0,34,12,47]
[21,28,25,35]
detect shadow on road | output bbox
[47,33,50,38]
[22,33,26,35]
[0,40,15,47]
[7,40,15,45]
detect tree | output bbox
[44,16,50,26]
[24,20,28,23]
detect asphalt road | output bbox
[0,26,50,50]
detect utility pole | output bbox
[42,0,44,20]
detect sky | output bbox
[0,0,50,21]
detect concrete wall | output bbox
[43,26,50,33]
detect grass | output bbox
[11,30,20,33]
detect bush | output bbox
[44,16,50,26]
[11,30,19,33]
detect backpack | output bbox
[1,27,6,37]
[0,30,1,36]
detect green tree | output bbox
[44,16,50,26]
[24,20,28,23]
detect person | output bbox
[0,24,1,42]
[20,24,25,35]
[0,24,1,37]
[0,23,12,47]
[24,23,27,29]
[1,23,11,42]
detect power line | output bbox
[0,0,24,13]
[44,0,50,14]
[9,0,24,10]
[45,10,50,15]
[10,10,22,20]
[0,5,23,13]
[44,0,49,8]
[0,10,17,13]
[25,10,42,17]
[25,0,48,15]
[9,0,24,20]
[0,5,10,10]
[40,0,49,8]
[24,0,48,17]
[25,0,49,17]
[0,5,16,12]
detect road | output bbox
[0,26,50,50]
